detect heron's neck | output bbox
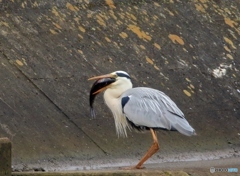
[103,82,132,137]
[103,80,132,110]
[104,82,132,99]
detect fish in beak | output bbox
[89,74,116,118]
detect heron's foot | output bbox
[120,165,145,170]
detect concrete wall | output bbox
[0,0,239,171]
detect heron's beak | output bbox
[88,73,115,94]
[88,73,114,81]
[89,75,116,95]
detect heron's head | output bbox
[88,70,132,95]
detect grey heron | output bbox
[89,70,196,169]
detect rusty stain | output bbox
[168,34,184,45]
[203,3,208,9]
[105,0,116,9]
[52,7,60,17]
[66,2,78,12]
[154,65,160,70]
[195,3,206,13]
[142,9,148,16]
[96,41,102,46]
[99,13,109,21]
[119,32,128,39]
[116,20,123,25]
[154,2,160,7]
[165,9,174,16]
[53,22,62,29]
[183,48,188,52]
[21,2,26,8]
[223,36,236,49]
[96,15,106,27]
[133,6,138,10]
[140,45,146,50]
[224,8,231,14]
[1,21,10,28]
[108,57,113,63]
[226,54,234,60]
[146,56,160,70]
[185,78,191,82]
[78,34,83,39]
[78,50,83,54]
[153,15,158,20]
[32,1,38,7]
[224,45,231,52]
[16,59,24,66]
[49,29,57,34]
[153,43,161,50]
[183,89,191,97]
[78,26,86,33]
[22,58,28,66]
[129,13,137,21]
[113,42,120,48]
[105,37,111,42]
[74,17,80,24]
[87,12,93,18]
[144,17,149,22]
[118,12,125,20]
[128,25,151,41]
[146,57,154,65]
[190,84,195,89]
[109,10,117,20]
[224,18,237,28]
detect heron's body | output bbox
[89,71,196,169]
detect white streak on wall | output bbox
[212,63,232,78]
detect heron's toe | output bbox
[120,165,145,170]
[135,165,145,169]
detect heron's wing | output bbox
[121,87,195,136]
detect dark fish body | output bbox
[89,77,115,118]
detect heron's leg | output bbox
[121,128,159,170]
[133,128,159,169]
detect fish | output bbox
[89,77,115,118]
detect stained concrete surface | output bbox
[12,170,189,176]
[0,0,239,173]
[10,158,240,176]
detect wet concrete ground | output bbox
[11,157,240,176]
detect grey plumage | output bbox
[121,87,196,136]
[89,70,196,169]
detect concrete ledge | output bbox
[0,137,12,176]
[12,170,189,176]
